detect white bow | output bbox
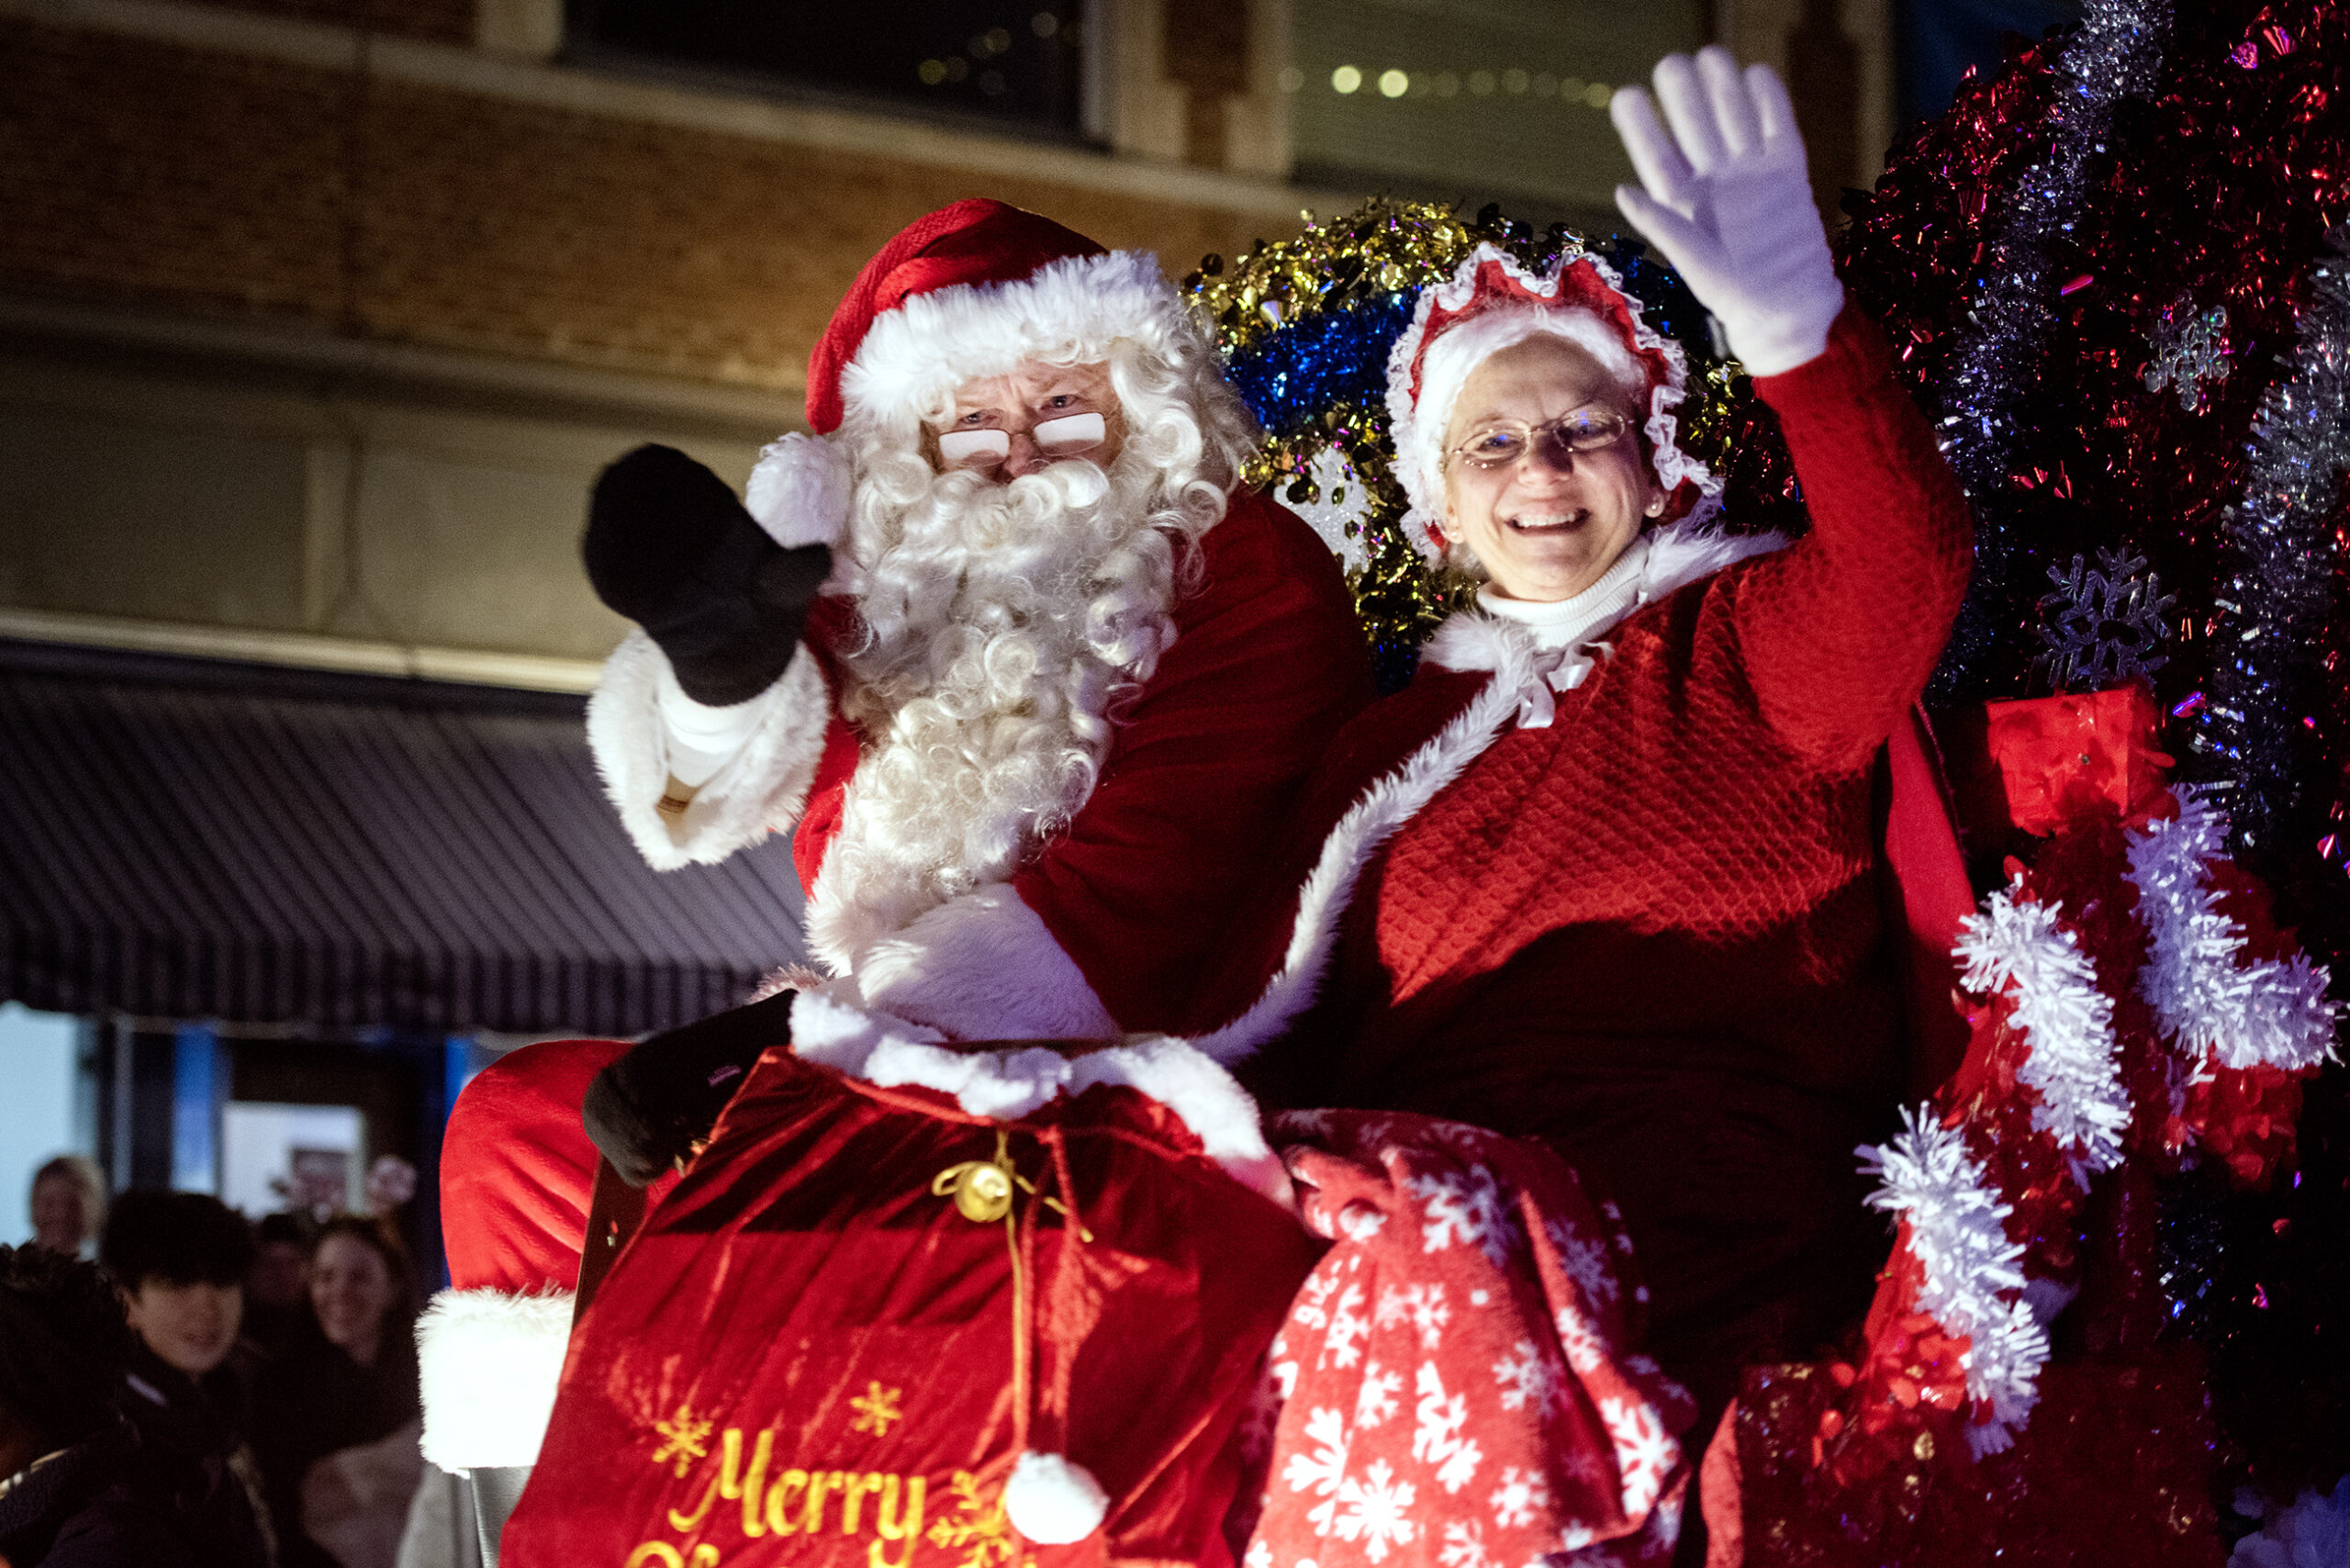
[1514,642,1614,729]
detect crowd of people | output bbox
[0,1162,431,1568]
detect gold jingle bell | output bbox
[948,1160,1014,1224]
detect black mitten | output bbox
[582,988,799,1186]
[582,445,833,709]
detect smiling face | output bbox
[929,360,1125,482]
[309,1232,395,1365]
[123,1278,242,1377]
[1440,335,1662,602]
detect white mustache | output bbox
[925,458,1117,560]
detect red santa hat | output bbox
[417,1037,671,1473]
[806,198,1198,438]
[744,199,1201,550]
[1385,242,1722,565]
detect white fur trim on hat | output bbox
[838,250,1197,431]
[416,1287,575,1472]
[1411,305,1646,465]
[744,431,853,550]
[1385,243,1722,565]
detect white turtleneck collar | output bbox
[1473,533,1654,653]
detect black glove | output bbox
[582,445,833,709]
[582,988,799,1186]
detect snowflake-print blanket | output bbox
[1250,1111,1697,1567]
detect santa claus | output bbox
[415,199,1369,1548]
[589,197,1367,1049]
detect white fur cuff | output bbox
[587,630,833,870]
[744,432,853,550]
[789,991,1288,1203]
[848,885,1121,1042]
[416,1287,575,1472]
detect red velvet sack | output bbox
[503,1044,1320,1568]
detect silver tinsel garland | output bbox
[1928,0,2175,700]
[2185,224,2350,858]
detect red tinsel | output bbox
[1797,691,2331,1548]
[1731,0,2350,1554]
[1840,1,2350,868]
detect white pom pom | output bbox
[1002,1450,1108,1545]
[743,431,852,549]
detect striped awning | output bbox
[0,638,805,1036]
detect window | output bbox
[1898,0,2077,120]
[1288,0,1707,227]
[566,0,1094,139]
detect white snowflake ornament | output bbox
[1285,444,1377,575]
[2032,547,2177,692]
[2143,297,2231,412]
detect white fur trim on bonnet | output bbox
[1385,243,1721,565]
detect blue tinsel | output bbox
[1223,292,1418,439]
[1223,240,1718,444]
[1597,237,1715,364]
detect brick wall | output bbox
[203,0,472,46]
[0,17,1285,405]
[0,25,349,323]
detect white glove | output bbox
[1609,47,1844,376]
[654,653,767,788]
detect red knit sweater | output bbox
[1239,307,1973,1401]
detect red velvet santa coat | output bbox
[418,490,1369,1475]
[589,487,1372,1041]
[1192,306,1974,1409]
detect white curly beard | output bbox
[801,448,1187,975]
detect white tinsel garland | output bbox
[1860,1110,2050,1457]
[2125,790,2338,1076]
[1928,0,2175,697]
[1953,886,2129,1181]
[1286,444,1375,576]
[2187,225,2350,857]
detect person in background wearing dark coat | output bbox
[238,1215,315,1362]
[28,1157,106,1261]
[253,1217,421,1568]
[100,1192,273,1568]
[0,1242,199,1567]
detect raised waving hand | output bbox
[1609,46,1844,376]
